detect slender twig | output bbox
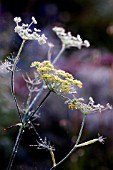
[52,44,65,64]
[11,40,26,123]
[30,121,41,140]
[50,114,86,170]
[7,125,24,170]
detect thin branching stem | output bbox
[30,121,41,140]
[11,40,26,123]
[7,125,24,170]
[50,114,86,170]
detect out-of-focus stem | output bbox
[52,44,65,65]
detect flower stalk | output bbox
[75,135,106,148]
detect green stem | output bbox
[50,149,56,167]
[50,114,86,170]
[7,125,24,170]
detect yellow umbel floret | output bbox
[31,60,83,94]
[73,79,83,88]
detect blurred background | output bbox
[0,0,113,169]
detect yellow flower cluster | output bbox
[31,60,82,94]
[31,61,54,72]
[67,97,112,114]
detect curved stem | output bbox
[50,114,86,170]
[52,44,65,65]
[7,125,24,170]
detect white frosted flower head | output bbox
[0,60,12,74]
[52,26,90,49]
[14,17,47,44]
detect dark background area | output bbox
[0,0,113,170]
